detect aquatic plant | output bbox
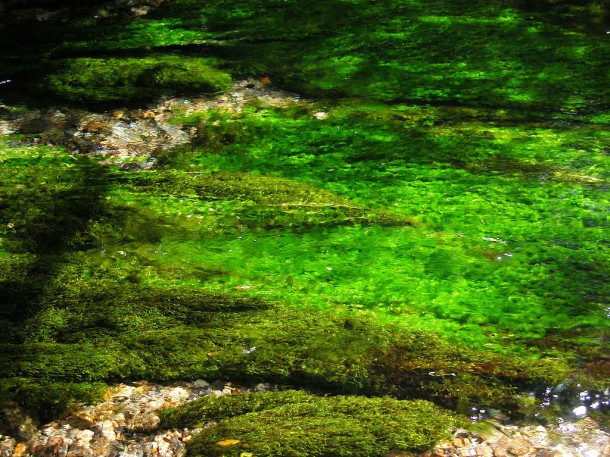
[0,0,608,433]
[160,391,463,456]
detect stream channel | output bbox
[0,1,609,456]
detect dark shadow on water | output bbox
[0,156,113,343]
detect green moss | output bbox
[128,170,416,229]
[6,380,107,424]
[0,287,569,419]
[161,391,462,456]
[46,56,231,104]
[1,0,609,425]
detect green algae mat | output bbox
[1,0,609,453]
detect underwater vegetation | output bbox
[159,391,464,456]
[0,0,609,451]
[1,0,609,111]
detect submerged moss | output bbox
[161,391,462,457]
[1,0,609,429]
[0,281,569,420]
[128,170,416,229]
[7,381,107,424]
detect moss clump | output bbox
[130,170,415,229]
[160,391,462,457]
[46,56,231,104]
[3,380,107,424]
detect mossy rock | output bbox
[6,380,107,424]
[160,390,462,457]
[45,56,231,104]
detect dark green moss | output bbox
[45,56,231,104]
[161,391,463,457]
[7,380,107,424]
[0,291,569,419]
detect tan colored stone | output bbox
[74,429,95,445]
[453,438,474,448]
[508,438,532,456]
[66,444,93,457]
[457,447,478,457]
[492,437,510,457]
[474,445,494,457]
[27,437,47,453]
[47,435,65,453]
[1,438,17,457]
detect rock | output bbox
[0,437,17,457]
[26,435,47,453]
[66,444,94,457]
[453,438,474,447]
[475,445,495,457]
[131,412,160,431]
[508,438,532,456]
[535,450,563,457]
[10,443,27,457]
[193,379,209,389]
[74,430,95,445]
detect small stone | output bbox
[57,443,69,457]
[131,6,151,17]
[11,443,27,457]
[71,411,96,428]
[193,379,209,388]
[253,383,272,392]
[114,413,127,427]
[66,444,94,457]
[17,416,38,441]
[0,438,17,456]
[74,430,95,445]
[41,427,56,436]
[27,437,47,453]
[475,445,494,457]
[132,412,160,431]
[47,436,65,452]
[492,437,510,457]
[453,438,473,447]
[508,438,532,456]
[535,450,563,457]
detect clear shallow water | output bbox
[0,0,608,427]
